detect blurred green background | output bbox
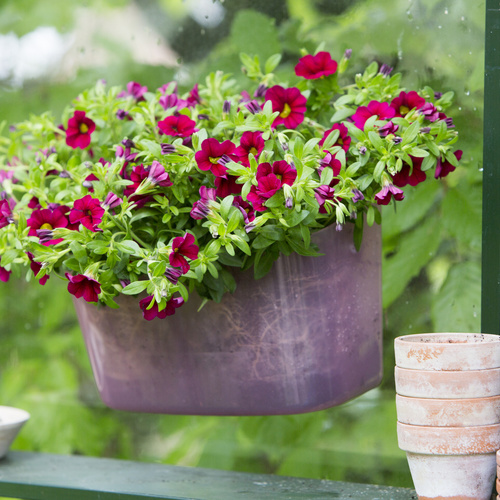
[0,0,484,489]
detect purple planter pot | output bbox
[74,222,382,415]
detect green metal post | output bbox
[482,0,500,334]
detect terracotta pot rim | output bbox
[396,332,500,346]
[396,393,500,403]
[395,365,500,375]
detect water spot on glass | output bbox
[201,28,206,35]
[464,90,470,96]
[461,16,466,21]
[178,26,184,33]
[458,107,462,111]
[479,167,484,172]
[406,10,414,21]
[437,25,442,29]
[444,7,449,14]
[177,57,183,65]
[473,311,477,318]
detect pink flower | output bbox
[435,150,462,179]
[375,184,405,205]
[319,123,351,152]
[69,195,105,232]
[195,138,237,178]
[390,91,425,117]
[169,233,199,273]
[264,85,307,129]
[294,51,338,80]
[148,161,173,187]
[392,156,427,187]
[124,164,149,197]
[234,131,265,167]
[27,207,69,245]
[139,295,184,321]
[158,115,197,138]
[351,100,396,130]
[65,111,96,149]
[65,272,101,302]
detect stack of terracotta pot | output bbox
[497,449,500,500]
[394,332,500,500]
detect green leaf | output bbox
[69,241,87,263]
[383,216,442,308]
[368,131,385,154]
[122,280,149,295]
[431,261,481,332]
[230,235,251,256]
[139,139,162,157]
[116,240,142,255]
[401,120,420,146]
[264,53,282,73]
[254,248,278,279]
[220,195,234,220]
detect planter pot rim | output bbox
[395,333,500,371]
[397,421,500,455]
[0,406,30,428]
[396,394,500,427]
[395,366,500,399]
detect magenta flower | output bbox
[0,199,14,229]
[102,192,123,209]
[246,186,268,212]
[118,81,148,101]
[234,131,265,167]
[158,115,197,138]
[419,102,440,122]
[148,161,173,187]
[233,196,255,224]
[27,207,69,245]
[392,156,427,187]
[69,194,105,232]
[195,138,237,178]
[375,184,405,205]
[351,100,396,130]
[186,84,201,107]
[257,161,297,197]
[215,175,242,198]
[294,51,338,80]
[264,85,307,129]
[27,252,49,285]
[0,262,11,282]
[65,110,96,149]
[124,164,149,197]
[318,152,342,178]
[390,91,425,117]
[314,183,337,214]
[378,121,399,137]
[190,186,217,220]
[139,295,184,321]
[435,150,462,179]
[164,267,183,285]
[169,233,199,273]
[159,94,179,110]
[319,123,351,152]
[65,272,101,302]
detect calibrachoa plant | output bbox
[0,49,462,320]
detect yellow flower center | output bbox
[400,105,409,115]
[249,147,258,155]
[209,156,221,164]
[40,223,53,230]
[280,103,292,118]
[79,123,89,134]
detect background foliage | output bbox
[0,0,483,489]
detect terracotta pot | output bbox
[396,394,500,427]
[74,222,382,415]
[397,421,500,500]
[394,332,500,371]
[394,366,500,399]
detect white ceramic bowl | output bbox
[0,406,30,459]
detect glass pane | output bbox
[0,0,484,489]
